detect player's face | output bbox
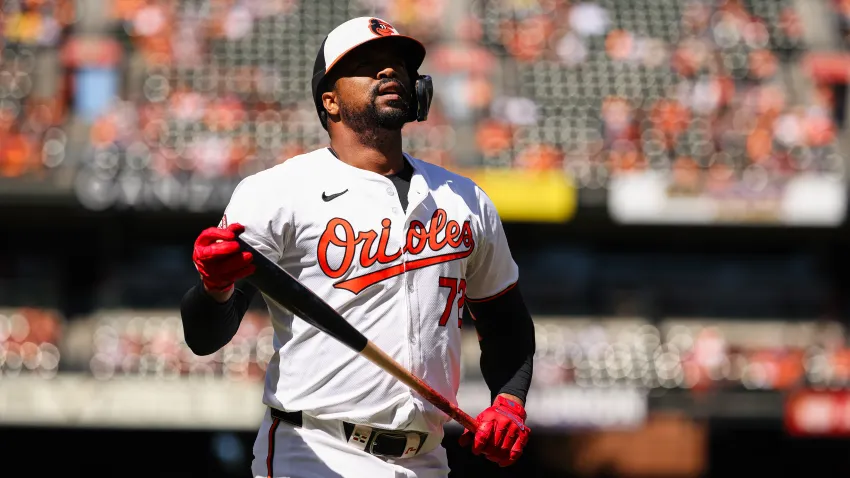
[332,45,413,131]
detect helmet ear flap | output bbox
[413,75,433,122]
[319,110,329,130]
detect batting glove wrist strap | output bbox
[492,395,527,421]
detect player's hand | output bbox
[192,223,255,292]
[458,395,530,467]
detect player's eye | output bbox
[353,61,374,72]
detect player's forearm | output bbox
[180,280,257,355]
[204,283,235,303]
[468,282,535,403]
[480,341,533,403]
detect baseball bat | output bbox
[234,236,479,433]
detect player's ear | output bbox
[322,90,340,118]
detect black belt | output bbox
[269,408,427,459]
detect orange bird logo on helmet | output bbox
[369,18,395,37]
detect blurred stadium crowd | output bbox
[1,0,846,201]
[5,305,850,397]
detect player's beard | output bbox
[340,79,412,133]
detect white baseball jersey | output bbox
[223,147,518,436]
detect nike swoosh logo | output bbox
[333,249,474,294]
[322,189,348,202]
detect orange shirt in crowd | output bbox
[650,99,690,144]
[499,15,554,62]
[746,127,773,163]
[605,29,634,61]
[0,132,35,177]
[670,156,701,193]
[607,144,644,172]
[516,144,562,170]
[465,74,494,111]
[112,0,145,21]
[805,114,836,146]
[90,114,118,147]
[475,120,513,156]
[749,49,778,79]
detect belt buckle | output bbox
[368,429,405,457]
[368,429,427,458]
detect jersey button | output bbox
[386,187,395,196]
[392,207,399,214]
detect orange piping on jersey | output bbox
[467,310,483,340]
[266,417,280,478]
[466,281,517,303]
[334,249,474,294]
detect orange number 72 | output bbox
[438,277,466,327]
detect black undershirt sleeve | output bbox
[466,282,535,404]
[180,279,259,356]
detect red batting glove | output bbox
[192,223,255,292]
[459,395,531,467]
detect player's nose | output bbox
[377,66,400,81]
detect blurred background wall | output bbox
[4,0,850,476]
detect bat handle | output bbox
[361,341,479,433]
[412,376,479,433]
[406,375,480,433]
[451,407,479,433]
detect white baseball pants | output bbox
[251,409,450,478]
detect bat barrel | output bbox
[235,236,368,352]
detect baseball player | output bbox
[180,17,535,478]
